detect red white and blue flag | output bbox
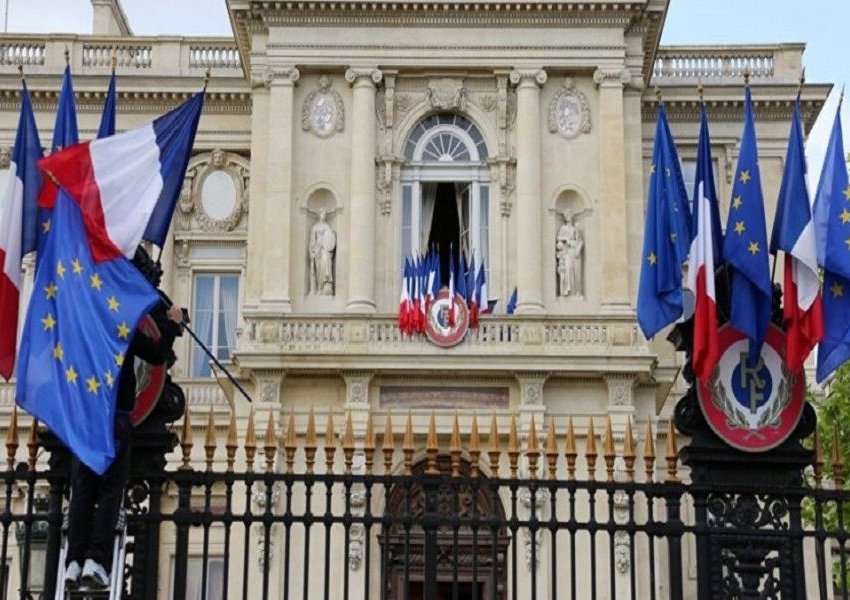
[687,105,720,384]
[39,93,204,261]
[769,98,823,372]
[0,84,43,379]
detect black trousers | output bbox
[66,411,131,567]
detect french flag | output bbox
[38,93,204,262]
[769,98,823,373]
[398,258,411,334]
[477,261,489,315]
[687,105,720,384]
[0,84,43,379]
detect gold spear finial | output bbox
[425,412,439,475]
[565,416,577,480]
[225,410,238,472]
[488,412,500,476]
[545,416,559,480]
[585,416,598,482]
[508,413,520,479]
[603,415,616,483]
[324,411,336,474]
[343,412,355,474]
[654,86,662,104]
[304,408,317,474]
[26,419,38,472]
[110,52,117,72]
[203,68,211,92]
[469,412,481,478]
[5,406,18,471]
[17,64,24,86]
[623,418,636,482]
[64,46,70,65]
[245,407,257,472]
[526,414,540,480]
[643,421,655,482]
[263,411,277,472]
[450,412,462,478]
[364,412,376,475]
[283,410,296,473]
[403,411,415,475]
[743,64,751,88]
[179,407,193,471]
[382,411,395,474]
[204,407,217,471]
[665,419,679,483]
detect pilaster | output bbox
[510,69,547,314]
[345,67,383,313]
[342,370,374,438]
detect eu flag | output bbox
[722,88,771,364]
[52,65,79,152]
[96,70,117,139]
[637,105,692,339]
[16,191,159,474]
[813,103,850,382]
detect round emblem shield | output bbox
[697,324,804,452]
[425,290,469,347]
[130,315,168,427]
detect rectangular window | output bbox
[191,273,239,378]
[171,557,225,600]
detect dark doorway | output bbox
[427,182,461,287]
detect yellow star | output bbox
[107,296,120,312]
[650,164,656,175]
[90,273,103,291]
[56,260,65,279]
[842,209,850,224]
[71,258,83,276]
[86,376,101,394]
[844,185,850,201]
[41,313,56,331]
[117,321,130,340]
[53,342,63,361]
[114,352,124,367]
[41,218,51,234]
[739,170,751,184]
[748,241,760,255]
[65,365,78,384]
[831,281,844,297]
[732,195,743,210]
[44,282,58,300]
[647,252,658,265]
[734,221,746,235]
[105,371,114,388]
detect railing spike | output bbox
[665,419,679,483]
[204,407,217,471]
[488,412,500,476]
[545,416,559,480]
[425,412,439,475]
[526,414,540,480]
[623,417,636,482]
[832,423,844,489]
[585,416,597,482]
[180,407,193,471]
[565,416,577,480]
[403,411,415,475]
[469,412,481,478]
[305,408,317,474]
[382,411,395,474]
[263,411,277,472]
[245,408,257,473]
[508,413,520,478]
[26,418,38,472]
[283,410,296,474]
[643,421,655,483]
[813,429,824,489]
[325,411,337,474]
[364,412,376,475]
[603,415,615,482]
[343,412,355,475]
[225,410,238,472]
[450,412,461,478]
[5,405,18,472]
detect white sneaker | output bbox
[64,560,81,589]
[80,558,110,589]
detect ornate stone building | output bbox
[0,0,831,597]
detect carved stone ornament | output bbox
[475,94,498,113]
[427,78,467,111]
[0,147,10,169]
[181,150,250,233]
[592,67,631,88]
[548,78,591,139]
[344,67,383,86]
[302,76,345,138]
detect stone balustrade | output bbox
[0,34,242,77]
[651,44,805,85]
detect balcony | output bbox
[651,44,805,86]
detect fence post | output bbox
[422,473,440,599]
[663,484,685,600]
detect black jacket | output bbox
[117,311,182,411]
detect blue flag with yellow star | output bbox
[637,105,692,339]
[813,103,850,382]
[15,191,159,474]
[722,88,772,364]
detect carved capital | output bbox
[509,69,547,88]
[260,66,301,88]
[593,67,630,88]
[345,67,383,86]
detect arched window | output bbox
[400,113,490,285]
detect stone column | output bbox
[510,69,547,314]
[345,68,383,313]
[594,67,631,309]
[262,66,300,313]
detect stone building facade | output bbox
[0,0,831,596]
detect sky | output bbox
[2,0,848,176]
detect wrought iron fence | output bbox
[0,408,849,599]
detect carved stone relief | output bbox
[307,207,337,296]
[178,149,250,233]
[427,78,467,111]
[548,78,591,139]
[301,76,345,138]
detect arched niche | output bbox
[303,185,340,297]
[551,185,592,300]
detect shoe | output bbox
[64,560,81,589]
[80,558,110,589]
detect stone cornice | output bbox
[641,97,827,131]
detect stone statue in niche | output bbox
[308,208,337,296]
[556,208,588,297]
